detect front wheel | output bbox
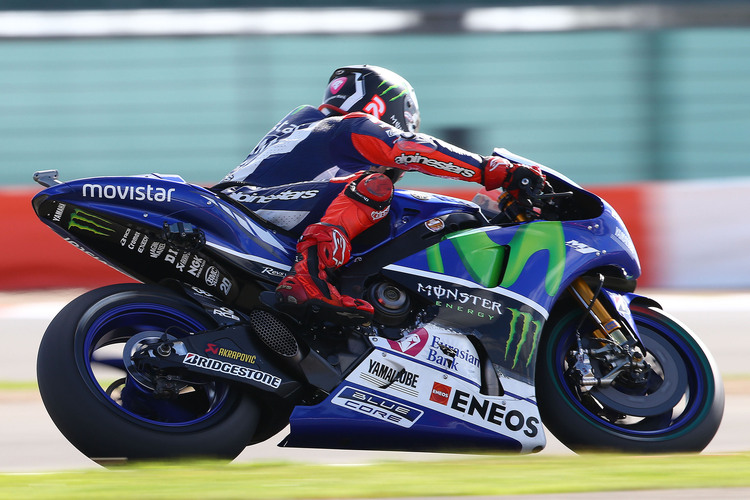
[536,304,724,453]
[37,284,260,464]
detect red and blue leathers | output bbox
[222,105,506,189]
[223,104,515,321]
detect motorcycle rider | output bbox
[220,65,546,323]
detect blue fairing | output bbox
[284,382,524,452]
[32,174,299,283]
[387,178,641,316]
[33,175,482,279]
[373,170,641,383]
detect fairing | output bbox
[32,174,297,301]
[32,167,642,455]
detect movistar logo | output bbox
[68,210,114,237]
[504,308,541,369]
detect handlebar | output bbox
[491,183,574,224]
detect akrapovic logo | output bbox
[183,352,281,388]
[82,183,176,202]
[394,153,475,178]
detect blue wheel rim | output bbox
[553,310,713,438]
[81,302,230,428]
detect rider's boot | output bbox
[275,222,373,323]
[275,172,393,324]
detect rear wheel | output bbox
[37,284,259,464]
[536,304,723,453]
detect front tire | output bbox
[37,284,260,464]
[537,304,724,453]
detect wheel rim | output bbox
[552,310,712,438]
[80,301,231,428]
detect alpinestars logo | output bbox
[394,153,475,178]
[228,189,319,204]
[68,210,114,237]
[370,207,390,221]
[504,308,542,369]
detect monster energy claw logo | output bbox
[378,81,408,101]
[505,308,541,369]
[68,209,114,237]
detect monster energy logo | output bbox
[68,210,114,237]
[504,308,542,369]
[378,81,408,101]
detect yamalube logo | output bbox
[83,183,176,202]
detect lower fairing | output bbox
[282,333,546,454]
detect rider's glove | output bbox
[502,163,547,207]
[481,156,546,193]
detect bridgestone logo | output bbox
[183,352,281,388]
[394,153,475,178]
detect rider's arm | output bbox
[334,112,533,191]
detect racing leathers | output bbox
[221,104,542,322]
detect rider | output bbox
[220,65,545,322]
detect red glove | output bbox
[482,156,546,195]
[503,163,546,194]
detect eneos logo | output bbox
[430,382,452,405]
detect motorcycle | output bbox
[31,148,724,464]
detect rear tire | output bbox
[537,304,724,453]
[37,284,260,464]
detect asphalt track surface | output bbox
[1,288,748,474]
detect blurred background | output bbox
[1,0,749,289]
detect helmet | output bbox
[320,65,421,133]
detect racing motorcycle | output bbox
[31,148,724,464]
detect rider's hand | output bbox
[503,163,546,206]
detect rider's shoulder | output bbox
[341,111,380,124]
[285,104,326,122]
[342,111,373,120]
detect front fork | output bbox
[509,210,648,390]
[569,278,629,344]
[566,277,647,391]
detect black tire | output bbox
[537,304,724,453]
[37,284,260,464]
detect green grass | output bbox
[0,380,37,391]
[1,453,749,499]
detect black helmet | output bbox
[320,65,420,133]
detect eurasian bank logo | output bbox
[504,308,542,369]
[68,209,114,237]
